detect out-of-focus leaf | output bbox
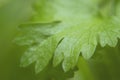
[68,57,95,80]
[14,21,60,46]
[32,0,99,22]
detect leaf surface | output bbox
[15,0,120,73]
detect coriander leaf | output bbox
[20,35,63,73]
[14,21,60,46]
[16,0,120,73]
[18,17,120,73]
[53,17,120,71]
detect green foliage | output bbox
[13,0,120,80]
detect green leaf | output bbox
[15,21,60,46]
[20,35,63,73]
[18,17,120,73]
[53,17,120,71]
[16,0,120,73]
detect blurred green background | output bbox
[0,0,36,80]
[0,0,120,80]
